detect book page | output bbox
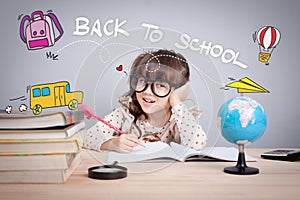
[200,147,257,161]
[107,142,179,163]
[170,142,199,160]
[170,142,257,161]
[129,141,168,154]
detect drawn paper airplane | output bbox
[225,77,269,93]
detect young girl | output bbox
[83,49,207,153]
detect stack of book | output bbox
[0,110,86,183]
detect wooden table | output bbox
[0,149,299,200]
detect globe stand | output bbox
[224,144,259,175]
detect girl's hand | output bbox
[169,83,190,107]
[101,134,140,153]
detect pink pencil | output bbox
[78,104,126,135]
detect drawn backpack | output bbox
[19,11,64,50]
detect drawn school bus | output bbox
[30,81,83,115]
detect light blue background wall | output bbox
[0,0,299,148]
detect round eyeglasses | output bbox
[130,75,179,98]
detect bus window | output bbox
[66,84,70,93]
[42,87,50,96]
[33,88,41,97]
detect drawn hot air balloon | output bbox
[253,26,281,64]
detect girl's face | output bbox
[135,84,171,116]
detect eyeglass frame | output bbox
[129,74,182,98]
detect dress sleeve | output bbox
[82,108,124,151]
[171,103,207,150]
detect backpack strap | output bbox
[47,13,64,42]
[19,15,31,43]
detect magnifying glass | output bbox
[88,162,128,180]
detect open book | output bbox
[107,141,257,163]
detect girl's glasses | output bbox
[130,75,179,98]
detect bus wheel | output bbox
[68,99,78,110]
[33,104,42,115]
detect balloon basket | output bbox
[224,144,259,175]
[258,52,271,63]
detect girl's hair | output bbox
[126,49,190,121]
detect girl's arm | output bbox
[169,83,207,150]
[171,103,207,150]
[100,134,140,153]
[82,108,139,152]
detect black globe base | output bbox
[224,145,259,175]
[224,165,259,175]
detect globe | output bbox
[217,96,267,145]
[217,96,267,175]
